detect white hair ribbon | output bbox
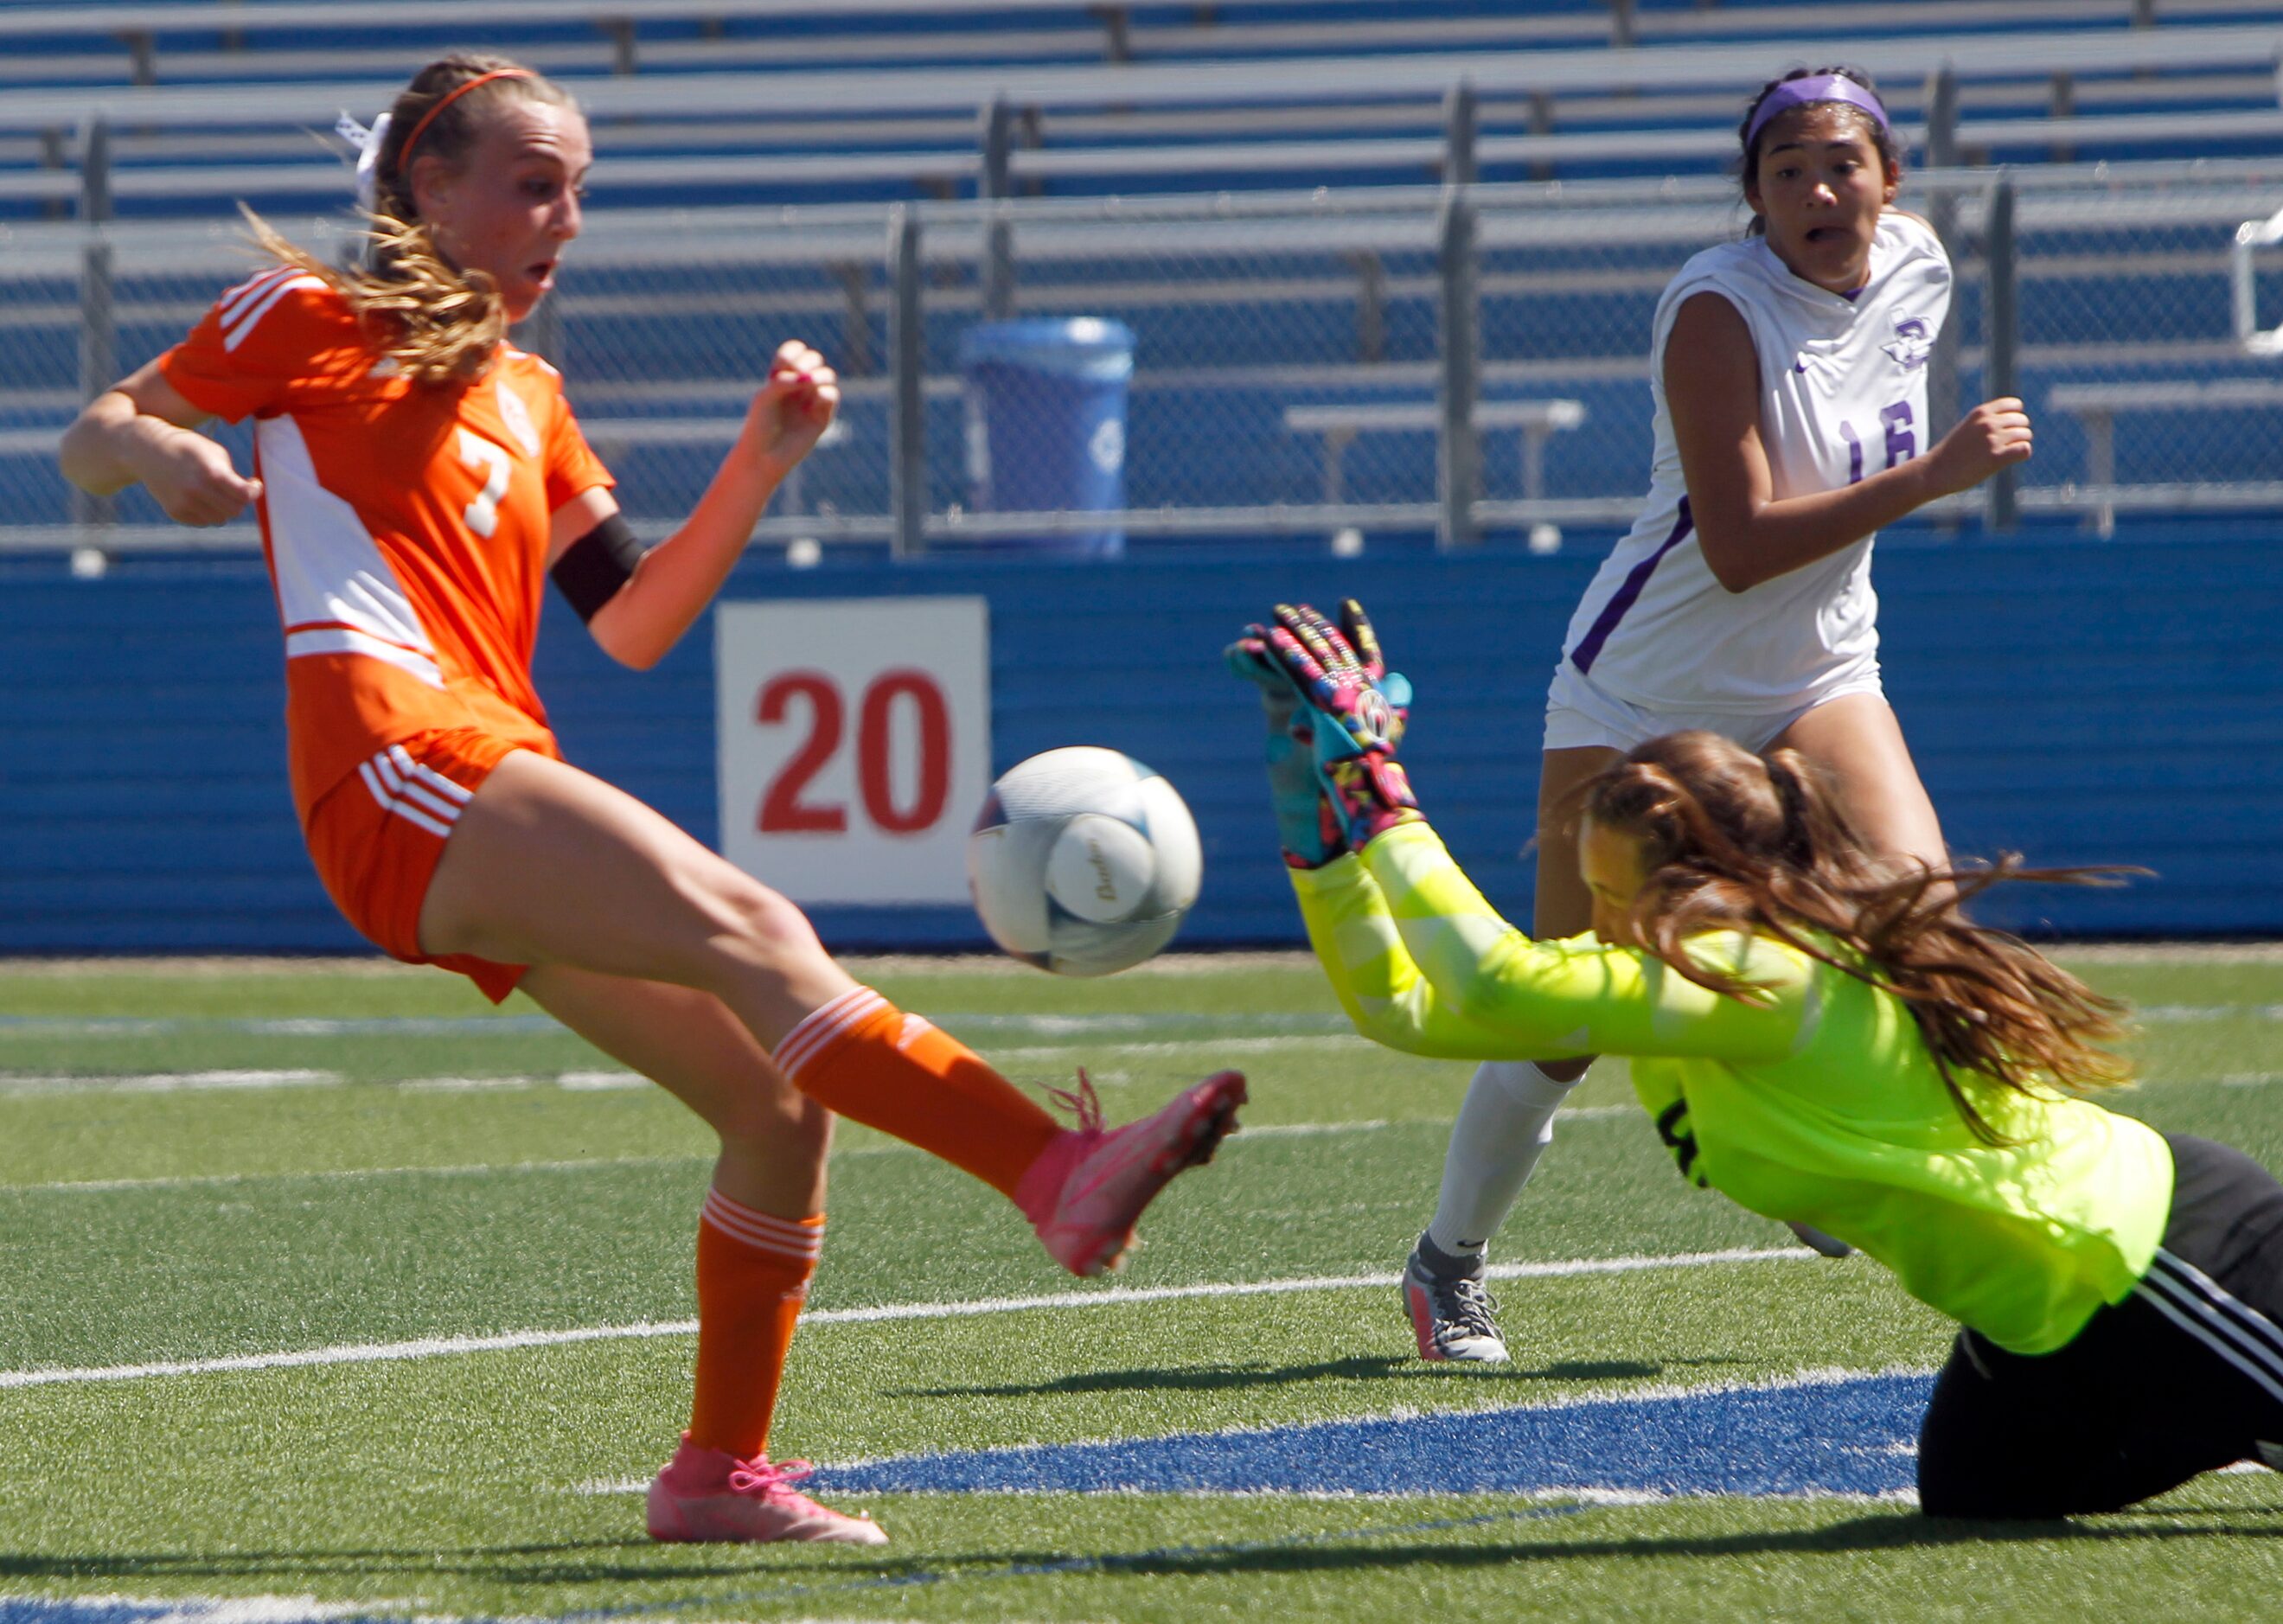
[336,109,390,216]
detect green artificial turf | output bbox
[3,950,2281,1621]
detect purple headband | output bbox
[1745,74,1889,150]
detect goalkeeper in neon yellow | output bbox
[1236,601,2283,1519]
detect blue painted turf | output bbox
[0,1507,1596,1624]
[808,1371,1934,1500]
[0,1379,1927,1624]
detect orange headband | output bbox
[400,67,535,163]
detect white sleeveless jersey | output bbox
[1559,211,1951,712]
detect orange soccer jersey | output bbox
[159,265,614,986]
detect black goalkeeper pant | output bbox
[1916,1134,2283,1519]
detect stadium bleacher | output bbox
[0,0,2251,84]
[5,0,2283,553]
[3,3,2283,216]
[9,170,2283,550]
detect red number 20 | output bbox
[756,669,951,836]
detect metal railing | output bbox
[12,158,2283,559]
[0,0,2236,90]
[7,22,2280,137]
[24,95,2283,222]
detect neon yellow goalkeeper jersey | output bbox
[1290,822,2173,1355]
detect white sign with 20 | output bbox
[715,596,993,905]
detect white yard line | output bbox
[559,1071,647,1090]
[4,993,2273,1094]
[16,1130,1397,1195]
[2136,1004,2283,1022]
[2055,943,2283,964]
[0,1044,1363,1098]
[1227,1118,1391,1138]
[988,1033,1378,1060]
[23,1153,711,1195]
[0,1070,342,1097]
[0,1015,560,1037]
[0,1070,654,1098]
[9,1111,1640,1195]
[393,1072,646,1092]
[0,1247,1806,1391]
[0,1010,1353,1039]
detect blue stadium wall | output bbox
[3,527,2277,956]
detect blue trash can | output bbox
[959,317,1134,557]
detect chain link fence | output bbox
[9,159,2283,559]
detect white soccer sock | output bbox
[1425,1058,1583,1261]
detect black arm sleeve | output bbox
[550,512,649,624]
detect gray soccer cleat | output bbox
[1402,1246,1510,1363]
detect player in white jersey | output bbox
[1402,67,2036,1362]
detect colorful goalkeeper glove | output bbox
[1257,600,1423,850]
[1265,599,1412,761]
[1226,635,1346,869]
[1316,751,1423,851]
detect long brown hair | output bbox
[1580,732,2134,1141]
[245,54,577,385]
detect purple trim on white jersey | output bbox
[1567,497,1693,676]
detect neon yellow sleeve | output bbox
[1289,821,1813,1063]
[1286,849,1528,1058]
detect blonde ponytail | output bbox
[240,205,507,385]
[242,54,570,387]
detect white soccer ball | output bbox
[966,746,1203,976]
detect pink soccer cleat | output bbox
[645,1435,888,1545]
[1015,1069,1248,1277]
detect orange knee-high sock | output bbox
[687,1188,822,1461]
[773,987,1062,1199]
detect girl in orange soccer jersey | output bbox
[59,54,1244,1547]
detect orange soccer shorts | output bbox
[299,726,562,1004]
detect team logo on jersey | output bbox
[1882,316,1933,371]
[494,379,542,457]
